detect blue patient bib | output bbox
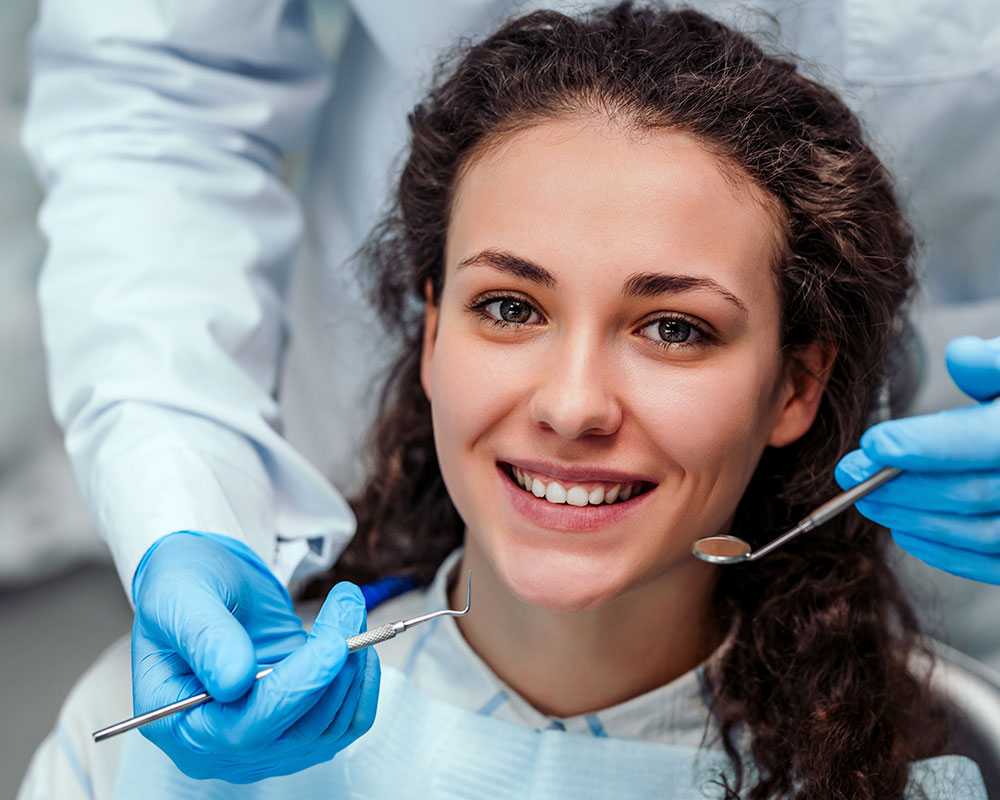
[111,666,985,799]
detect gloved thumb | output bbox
[156,587,259,703]
[311,582,367,639]
[946,335,1000,403]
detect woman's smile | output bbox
[496,459,658,532]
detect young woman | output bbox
[20,4,986,798]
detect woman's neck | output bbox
[450,538,722,719]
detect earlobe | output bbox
[767,342,836,448]
[420,281,439,400]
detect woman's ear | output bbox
[420,280,439,400]
[767,341,836,448]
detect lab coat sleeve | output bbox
[21,0,354,593]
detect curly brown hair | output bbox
[313,3,953,797]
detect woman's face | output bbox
[422,116,821,612]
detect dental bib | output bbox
[111,666,985,799]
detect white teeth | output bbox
[512,468,643,507]
[545,482,567,504]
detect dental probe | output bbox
[93,571,472,743]
[692,466,901,564]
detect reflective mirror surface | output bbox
[692,534,752,564]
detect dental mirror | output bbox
[692,465,901,565]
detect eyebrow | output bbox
[456,249,556,287]
[456,248,747,313]
[622,272,748,313]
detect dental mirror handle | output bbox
[749,466,901,561]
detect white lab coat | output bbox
[21,0,1000,595]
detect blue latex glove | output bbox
[131,531,379,782]
[836,335,1000,583]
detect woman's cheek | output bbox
[429,334,525,454]
[630,355,780,473]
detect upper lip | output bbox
[499,458,656,486]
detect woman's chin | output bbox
[491,547,631,613]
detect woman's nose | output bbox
[527,336,623,439]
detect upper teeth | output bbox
[512,467,639,506]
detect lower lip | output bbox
[498,465,655,532]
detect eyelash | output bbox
[636,314,716,350]
[467,293,716,349]
[467,293,544,329]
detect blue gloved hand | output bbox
[836,335,1000,583]
[131,531,379,782]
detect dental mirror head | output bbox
[692,535,752,564]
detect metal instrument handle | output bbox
[805,466,901,528]
[347,622,401,652]
[748,466,901,562]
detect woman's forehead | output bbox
[445,116,784,306]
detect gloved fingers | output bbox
[858,401,1000,472]
[250,619,310,668]
[854,498,1000,553]
[946,335,1000,402]
[892,531,1000,585]
[131,636,213,752]
[131,613,192,689]
[325,650,371,741]
[190,662,369,785]
[278,584,371,745]
[337,645,381,747]
[177,634,349,755]
[281,650,368,747]
[177,583,366,755]
[837,453,1000,515]
[308,582,368,639]
[220,647,380,782]
[138,532,308,656]
[835,449,880,488]
[135,586,259,703]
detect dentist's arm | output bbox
[22,0,365,778]
[22,0,353,593]
[836,336,1000,583]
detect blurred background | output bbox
[0,1,135,794]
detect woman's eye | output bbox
[483,297,540,325]
[639,316,705,346]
